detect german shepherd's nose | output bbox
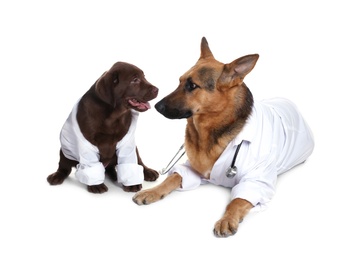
[154,99,166,114]
[155,99,192,119]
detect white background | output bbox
[1,0,353,259]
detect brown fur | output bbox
[47,62,159,193]
[133,37,258,237]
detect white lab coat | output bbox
[168,98,314,211]
[60,101,143,186]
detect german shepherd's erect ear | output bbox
[199,37,259,90]
[199,37,215,60]
[217,54,259,90]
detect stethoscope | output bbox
[159,140,244,178]
[159,144,185,175]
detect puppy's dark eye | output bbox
[185,80,199,92]
[112,73,119,84]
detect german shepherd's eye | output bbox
[185,79,199,92]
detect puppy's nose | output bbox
[152,86,159,94]
[151,86,159,98]
[154,100,165,114]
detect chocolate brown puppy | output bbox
[47,62,159,193]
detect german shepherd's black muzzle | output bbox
[155,98,192,119]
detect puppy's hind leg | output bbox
[47,150,77,185]
[136,147,159,182]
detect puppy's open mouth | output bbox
[127,98,151,112]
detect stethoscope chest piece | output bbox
[225,140,244,178]
[225,165,238,178]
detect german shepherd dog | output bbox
[133,37,314,237]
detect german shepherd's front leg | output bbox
[213,198,253,237]
[132,173,182,205]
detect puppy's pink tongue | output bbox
[129,99,151,110]
[138,101,151,110]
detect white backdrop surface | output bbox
[0,1,353,259]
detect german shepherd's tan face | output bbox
[155,37,259,120]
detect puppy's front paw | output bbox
[132,189,163,205]
[123,184,142,192]
[143,167,159,182]
[213,216,239,238]
[87,184,108,194]
[47,172,67,185]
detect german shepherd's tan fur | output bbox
[133,37,259,237]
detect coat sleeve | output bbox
[168,160,202,190]
[72,133,106,186]
[231,154,278,212]
[115,111,144,186]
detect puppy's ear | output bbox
[95,71,115,105]
[218,54,259,89]
[199,37,215,60]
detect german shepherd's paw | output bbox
[87,183,108,194]
[143,167,159,181]
[132,189,164,205]
[213,216,239,238]
[123,184,142,192]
